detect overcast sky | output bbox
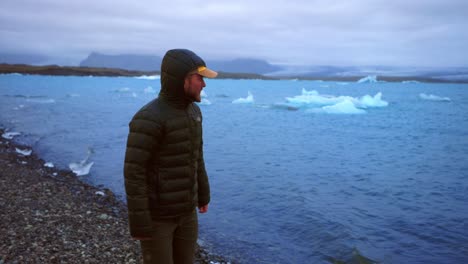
[1,0,467,67]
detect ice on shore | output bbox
[232,91,254,104]
[44,162,54,168]
[69,161,94,176]
[69,148,94,176]
[16,148,32,156]
[95,191,105,196]
[2,131,21,139]
[419,93,451,102]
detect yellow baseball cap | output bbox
[190,66,218,78]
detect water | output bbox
[1,74,467,263]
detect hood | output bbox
[159,49,207,108]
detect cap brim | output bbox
[197,66,218,78]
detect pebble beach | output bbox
[0,129,231,264]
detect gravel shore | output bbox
[0,130,231,264]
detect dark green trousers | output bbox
[140,210,198,264]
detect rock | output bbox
[98,213,109,220]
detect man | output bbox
[123,49,217,264]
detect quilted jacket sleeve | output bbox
[196,117,210,207]
[123,110,162,237]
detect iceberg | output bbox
[357,92,389,108]
[357,75,378,83]
[232,91,254,104]
[279,88,388,114]
[322,99,366,114]
[419,93,451,102]
[286,88,342,107]
[136,75,160,80]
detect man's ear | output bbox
[183,77,189,89]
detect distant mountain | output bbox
[79,53,283,75]
[80,52,163,71]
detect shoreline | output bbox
[0,129,232,263]
[2,63,467,83]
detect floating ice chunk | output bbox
[198,90,211,105]
[95,191,105,196]
[115,87,131,93]
[199,99,212,105]
[2,132,21,139]
[26,98,56,103]
[144,86,157,93]
[232,91,254,104]
[322,99,366,114]
[136,75,160,80]
[280,89,388,114]
[13,104,25,110]
[419,93,451,102]
[402,80,420,84]
[44,162,54,168]
[357,92,389,108]
[16,148,32,156]
[357,75,378,83]
[286,89,341,107]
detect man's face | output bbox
[184,73,206,102]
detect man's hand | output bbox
[198,204,209,213]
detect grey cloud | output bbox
[1,0,467,67]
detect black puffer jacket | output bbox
[124,49,210,237]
